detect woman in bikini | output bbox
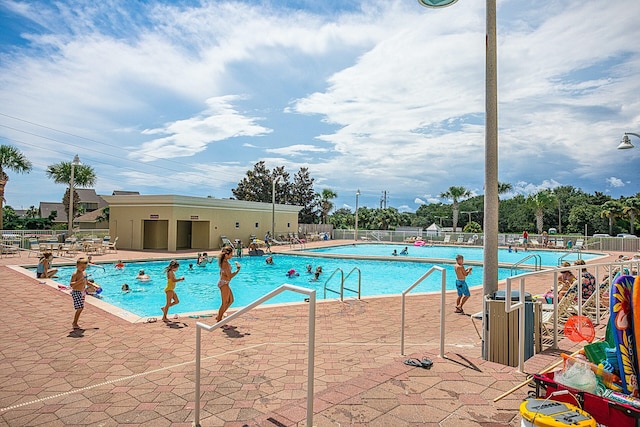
[216,246,241,326]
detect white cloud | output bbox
[606,177,625,188]
[0,0,639,212]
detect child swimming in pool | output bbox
[216,246,241,326]
[161,260,184,322]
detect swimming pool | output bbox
[302,244,602,266]
[43,255,522,318]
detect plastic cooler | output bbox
[533,372,640,427]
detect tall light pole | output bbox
[68,154,81,237]
[461,210,479,223]
[354,189,361,241]
[618,132,639,150]
[418,0,499,358]
[271,175,281,239]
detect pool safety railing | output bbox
[503,258,640,374]
[289,237,306,250]
[323,268,344,299]
[323,267,362,301]
[342,267,361,300]
[194,284,316,427]
[557,249,582,266]
[400,266,446,357]
[510,254,542,275]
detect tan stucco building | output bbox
[103,195,301,251]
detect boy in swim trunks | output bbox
[216,246,241,326]
[454,254,472,314]
[70,258,90,329]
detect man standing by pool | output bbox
[454,254,472,314]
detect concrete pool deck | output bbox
[0,241,617,426]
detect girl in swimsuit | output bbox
[216,246,241,325]
[161,260,184,322]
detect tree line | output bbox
[0,145,638,236]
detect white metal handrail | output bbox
[323,268,344,299]
[400,266,446,357]
[504,258,640,373]
[194,284,316,427]
[342,267,362,300]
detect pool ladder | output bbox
[323,267,361,301]
[510,254,542,276]
[557,249,582,266]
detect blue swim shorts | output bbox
[455,280,470,297]
[71,290,85,309]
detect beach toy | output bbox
[633,275,640,383]
[519,398,596,426]
[564,315,595,343]
[610,275,638,395]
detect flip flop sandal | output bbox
[145,317,157,323]
[403,358,423,368]
[421,358,433,369]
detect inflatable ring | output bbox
[473,234,478,240]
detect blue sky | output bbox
[0,0,639,214]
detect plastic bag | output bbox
[555,360,598,393]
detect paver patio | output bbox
[0,242,616,426]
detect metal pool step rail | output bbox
[323,267,362,301]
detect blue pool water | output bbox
[304,244,602,266]
[44,254,521,318]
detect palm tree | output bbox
[0,145,33,229]
[25,206,39,219]
[318,188,337,224]
[439,186,471,232]
[497,181,512,199]
[46,160,97,218]
[622,197,640,235]
[600,200,625,236]
[525,190,557,234]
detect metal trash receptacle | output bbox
[486,292,541,367]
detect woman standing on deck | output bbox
[216,246,241,327]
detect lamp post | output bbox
[354,189,361,241]
[271,175,281,240]
[418,0,499,359]
[68,154,81,237]
[618,132,639,150]
[461,210,479,223]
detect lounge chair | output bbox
[28,239,40,257]
[220,235,235,249]
[580,279,611,322]
[104,236,118,254]
[554,239,565,248]
[541,286,579,344]
[440,235,451,244]
[270,236,286,245]
[455,235,464,244]
[574,239,585,250]
[530,238,541,248]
